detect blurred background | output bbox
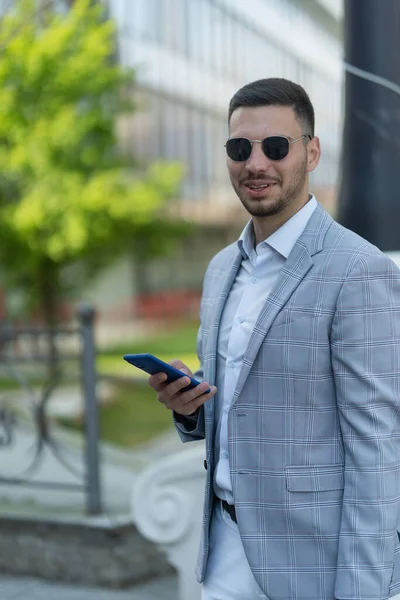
[0,0,343,339]
[0,0,398,598]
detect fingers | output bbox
[148,372,168,392]
[148,372,190,395]
[179,381,212,404]
[163,374,194,398]
[180,385,217,415]
[146,358,216,417]
[161,383,217,415]
[148,359,194,393]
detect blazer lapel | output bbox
[232,204,333,402]
[205,248,243,387]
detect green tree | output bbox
[0,0,186,327]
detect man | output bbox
[148,78,400,600]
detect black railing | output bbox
[0,305,102,515]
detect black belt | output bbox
[221,499,237,523]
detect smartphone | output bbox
[123,353,210,393]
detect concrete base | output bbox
[0,513,174,588]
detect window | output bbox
[212,115,229,187]
[187,0,212,66]
[125,0,152,41]
[122,89,152,161]
[211,4,227,74]
[186,108,210,199]
[148,94,163,159]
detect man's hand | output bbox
[148,359,216,416]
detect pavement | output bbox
[0,574,178,600]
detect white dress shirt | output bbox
[213,196,318,504]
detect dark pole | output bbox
[78,304,102,515]
[338,0,400,252]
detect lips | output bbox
[247,184,271,190]
[244,180,278,187]
[243,181,277,197]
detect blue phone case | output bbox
[123,353,210,393]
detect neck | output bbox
[252,192,310,245]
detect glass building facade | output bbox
[108,0,343,218]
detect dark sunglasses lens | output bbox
[226,138,252,161]
[263,137,289,160]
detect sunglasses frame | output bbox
[225,134,312,162]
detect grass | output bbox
[66,319,201,447]
[61,380,175,447]
[96,319,200,378]
[98,381,173,447]
[0,378,24,390]
[99,319,200,356]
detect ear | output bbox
[306,136,321,173]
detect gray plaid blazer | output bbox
[175,203,400,600]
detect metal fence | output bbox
[0,305,101,515]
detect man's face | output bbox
[227,105,320,219]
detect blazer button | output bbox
[204,459,207,470]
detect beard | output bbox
[232,155,308,218]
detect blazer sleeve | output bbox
[331,253,400,600]
[173,321,206,442]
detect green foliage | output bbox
[0,0,186,319]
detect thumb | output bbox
[169,359,194,377]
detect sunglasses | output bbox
[225,134,312,162]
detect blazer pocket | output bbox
[286,464,344,492]
[269,313,318,331]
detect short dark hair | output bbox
[228,78,315,137]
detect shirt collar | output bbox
[237,195,318,260]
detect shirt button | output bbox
[251,277,258,284]
[238,317,245,323]
[223,451,229,458]
[230,362,235,368]
[224,407,229,414]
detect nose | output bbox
[244,141,271,174]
